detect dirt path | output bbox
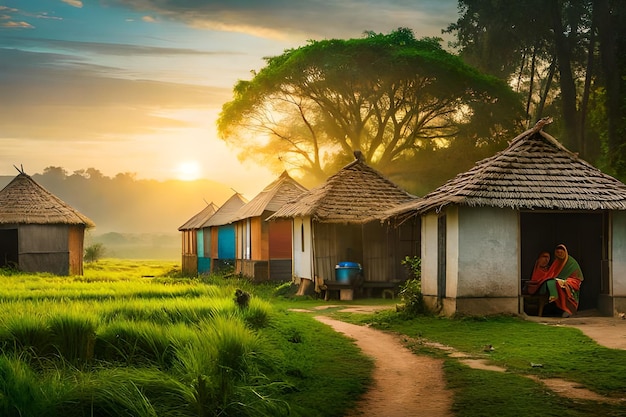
[304,306,626,415]
[315,316,453,417]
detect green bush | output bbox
[398,278,427,316]
[84,243,106,263]
[400,255,421,280]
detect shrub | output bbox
[400,255,421,281]
[84,243,106,263]
[398,278,427,316]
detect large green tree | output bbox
[446,0,626,178]
[218,28,522,186]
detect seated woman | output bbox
[524,250,551,295]
[543,244,584,318]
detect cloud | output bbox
[0,20,33,29]
[0,48,231,142]
[113,0,458,40]
[62,0,83,8]
[6,35,242,57]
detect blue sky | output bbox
[0,0,458,197]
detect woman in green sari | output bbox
[543,244,584,317]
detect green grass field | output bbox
[0,259,371,417]
[2,259,625,417]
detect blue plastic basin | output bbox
[335,262,362,283]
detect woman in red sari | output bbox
[544,244,584,317]
[525,250,551,295]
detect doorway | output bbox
[520,211,607,311]
[0,228,18,268]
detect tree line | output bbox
[1,167,233,234]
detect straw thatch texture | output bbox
[203,193,248,227]
[232,171,307,221]
[386,118,626,220]
[178,202,219,230]
[269,153,415,224]
[0,173,95,227]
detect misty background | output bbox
[0,167,238,260]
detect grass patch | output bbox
[0,262,372,417]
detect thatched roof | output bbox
[178,201,219,231]
[231,171,307,221]
[269,151,415,224]
[0,172,95,227]
[203,193,248,227]
[386,118,626,221]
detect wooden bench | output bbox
[317,277,402,300]
[522,293,549,317]
[322,280,356,300]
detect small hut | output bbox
[203,193,248,273]
[0,170,95,275]
[231,171,307,282]
[178,201,219,275]
[269,151,419,297]
[386,118,626,316]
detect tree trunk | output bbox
[550,0,581,152]
[536,59,556,121]
[579,5,596,160]
[595,0,626,176]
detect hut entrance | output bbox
[0,228,18,269]
[520,212,607,311]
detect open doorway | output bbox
[520,211,607,311]
[0,228,18,268]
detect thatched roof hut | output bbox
[178,202,219,232]
[0,171,95,275]
[178,202,219,275]
[388,117,626,220]
[387,118,626,317]
[204,193,248,273]
[231,171,307,281]
[269,152,419,294]
[232,171,307,222]
[271,151,416,224]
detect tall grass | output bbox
[0,262,372,417]
[0,355,50,416]
[48,310,97,364]
[96,320,175,367]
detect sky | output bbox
[0,0,458,197]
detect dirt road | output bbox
[308,306,626,416]
[315,316,453,417]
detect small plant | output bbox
[399,256,426,316]
[400,256,421,281]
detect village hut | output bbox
[178,201,219,275]
[0,170,95,275]
[269,151,419,298]
[203,192,248,273]
[230,171,307,282]
[386,118,626,317]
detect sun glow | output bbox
[175,160,202,181]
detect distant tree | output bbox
[84,243,105,263]
[218,28,523,185]
[446,0,626,178]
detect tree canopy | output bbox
[218,28,523,187]
[446,0,626,179]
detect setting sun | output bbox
[175,161,202,181]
